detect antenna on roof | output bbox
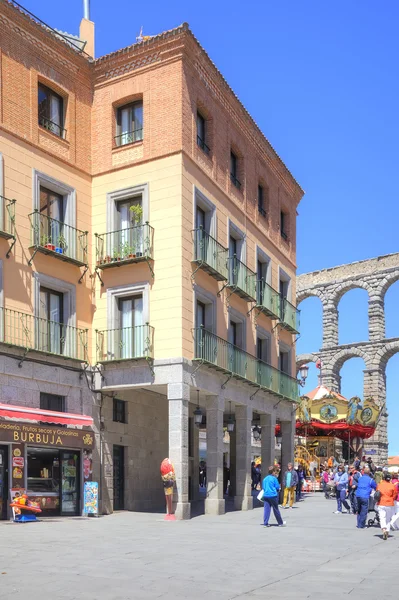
[136,26,153,43]
[83,0,90,20]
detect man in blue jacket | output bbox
[262,466,286,527]
[355,466,377,528]
[334,465,351,514]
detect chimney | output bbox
[79,0,95,58]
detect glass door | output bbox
[60,451,80,516]
[118,296,143,359]
[39,287,64,355]
[113,445,125,511]
[0,446,9,520]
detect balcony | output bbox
[0,197,16,241]
[194,327,298,403]
[114,128,143,148]
[95,223,154,270]
[227,255,256,301]
[2,307,88,361]
[96,323,154,363]
[197,135,210,156]
[192,228,228,282]
[39,116,66,139]
[29,210,88,267]
[280,297,300,334]
[256,280,280,319]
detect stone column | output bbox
[167,383,190,520]
[322,301,339,348]
[234,404,253,511]
[368,294,385,342]
[189,407,200,503]
[280,419,295,473]
[260,412,276,475]
[363,369,388,464]
[228,429,236,497]
[205,395,225,515]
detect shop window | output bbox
[115,101,143,147]
[113,398,127,423]
[40,392,65,412]
[38,83,65,138]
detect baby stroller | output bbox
[367,495,380,528]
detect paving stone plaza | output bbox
[0,494,396,600]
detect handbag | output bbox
[374,490,381,503]
[257,489,265,501]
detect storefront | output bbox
[0,403,94,519]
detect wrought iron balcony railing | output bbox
[96,324,154,362]
[0,197,16,241]
[256,279,281,319]
[192,228,228,281]
[197,135,210,155]
[280,297,300,334]
[38,116,66,139]
[29,210,88,267]
[194,327,299,403]
[114,128,143,147]
[227,255,257,301]
[95,223,154,269]
[2,307,88,361]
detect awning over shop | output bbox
[0,403,93,427]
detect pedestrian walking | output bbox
[296,465,305,501]
[282,463,298,509]
[320,467,330,499]
[334,464,351,514]
[262,466,286,527]
[251,461,257,491]
[355,466,376,528]
[389,474,399,531]
[348,464,360,514]
[376,472,397,540]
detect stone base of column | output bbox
[234,495,253,511]
[205,498,225,515]
[174,501,191,520]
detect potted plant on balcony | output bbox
[129,204,143,257]
[55,233,67,255]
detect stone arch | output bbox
[329,347,372,375]
[375,340,399,372]
[296,289,324,306]
[296,353,317,369]
[380,272,399,300]
[333,281,372,307]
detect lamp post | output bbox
[194,389,202,427]
[227,401,235,433]
[298,365,309,387]
[252,425,261,442]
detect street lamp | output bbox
[227,401,235,433]
[276,433,282,446]
[253,425,261,441]
[194,390,202,427]
[298,364,309,387]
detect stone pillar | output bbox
[363,369,388,464]
[281,419,295,473]
[260,412,276,476]
[234,404,253,511]
[167,383,190,520]
[368,294,385,342]
[322,302,339,348]
[189,407,200,503]
[228,429,236,497]
[205,395,225,515]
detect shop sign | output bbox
[84,481,98,515]
[364,449,377,455]
[12,456,24,468]
[0,421,94,449]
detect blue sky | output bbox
[21,0,399,455]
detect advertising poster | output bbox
[83,481,98,515]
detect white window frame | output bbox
[193,186,216,237]
[32,170,76,228]
[228,220,246,263]
[107,184,149,234]
[256,325,271,364]
[228,307,246,350]
[194,286,216,333]
[33,273,76,356]
[107,282,149,330]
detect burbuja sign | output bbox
[0,421,94,449]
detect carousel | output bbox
[293,384,381,476]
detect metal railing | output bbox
[230,174,241,189]
[192,228,228,280]
[197,135,210,155]
[29,210,88,266]
[38,116,66,139]
[95,223,153,266]
[2,307,88,361]
[258,204,267,218]
[227,255,256,300]
[114,128,143,147]
[96,324,154,362]
[280,297,300,334]
[0,197,16,238]
[256,279,280,319]
[194,327,299,402]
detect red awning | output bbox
[0,403,93,427]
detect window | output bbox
[197,112,210,155]
[115,195,143,257]
[118,295,143,359]
[256,336,270,364]
[113,398,127,423]
[196,300,206,329]
[196,206,206,230]
[40,392,65,412]
[230,151,241,189]
[280,211,288,240]
[115,102,143,147]
[258,185,267,217]
[38,84,64,138]
[279,347,290,374]
[257,259,268,305]
[39,186,65,248]
[38,287,64,354]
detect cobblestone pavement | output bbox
[0,494,397,600]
